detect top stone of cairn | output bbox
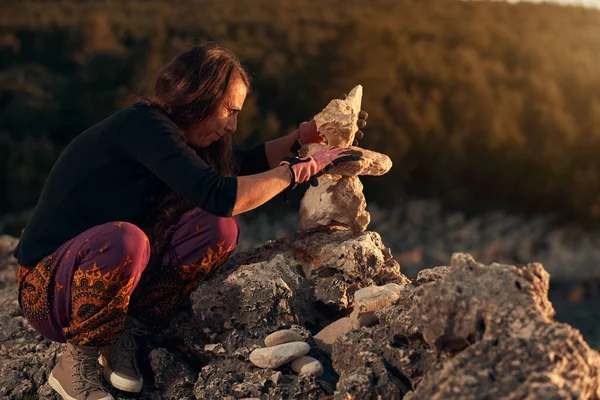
[314,85,363,147]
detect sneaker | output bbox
[48,342,114,400]
[98,317,146,393]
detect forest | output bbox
[2,0,600,231]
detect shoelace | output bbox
[112,321,147,374]
[71,348,106,398]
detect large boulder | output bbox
[332,253,600,399]
[191,227,406,333]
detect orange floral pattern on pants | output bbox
[18,255,55,324]
[129,241,233,323]
[17,213,236,345]
[63,262,136,346]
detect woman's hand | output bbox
[264,104,368,169]
[299,110,369,146]
[280,147,363,189]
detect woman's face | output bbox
[184,77,248,148]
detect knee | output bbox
[99,222,151,268]
[217,216,239,249]
[186,210,239,250]
[206,215,239,250]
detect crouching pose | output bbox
[14,42,366,399]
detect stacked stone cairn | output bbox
[248,329,324,377]
[295,85,400,355]
[298,85,392,232]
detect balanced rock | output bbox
[314,85,362,147]
[264,330,304,347]
[299,144,392,177]
[299,175,370,233]
[291,356,324,377]
[249,342,310,369]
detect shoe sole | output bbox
[48,371,115,400]
[98,355,143,393]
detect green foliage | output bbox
[2,0,600,224]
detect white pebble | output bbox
[249,342,310,369]
[264,329,304,347]
[291,356,324,377]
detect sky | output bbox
[483,0,600,7]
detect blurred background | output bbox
[1,0,600,345]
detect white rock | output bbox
[299,175,370,233]
[264,330,304,347]
[354,285,398,306]
[314,85,362,147]
[300,144,392,177]
[291,356,324,377]
[350,285,401,327]
[314,317,358,355]
[381,282,404,295]
[249,342,310,369]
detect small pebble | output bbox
[291,356,324,377]
[249,341,310,369]
[204,344,225,353]
[264,329,304,347]
[270,371,284,384]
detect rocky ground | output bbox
[238,199,600,349]
[1,212,600,399]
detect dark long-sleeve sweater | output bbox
[13,102,270,267]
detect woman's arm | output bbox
[232,165,291,215]
[233,147,362,216]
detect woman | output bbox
[13,42,365,400]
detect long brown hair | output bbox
[141,42,250,257]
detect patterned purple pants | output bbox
[17,208,238,346]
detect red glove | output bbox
[298,120,325,145]
[298,110,369,145]
[280,147,363,189]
